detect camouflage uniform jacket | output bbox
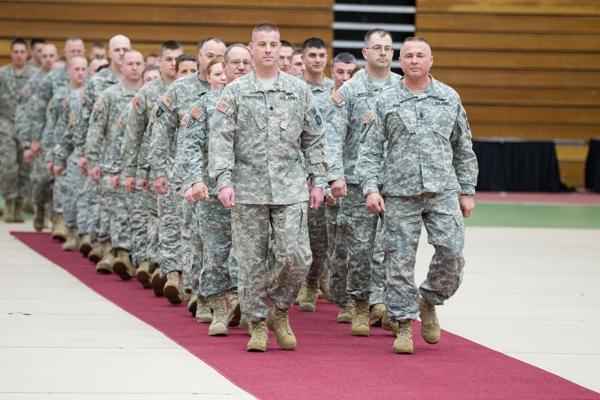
[41,86,70,163]
[0,63,37,137]
[178,88,221,195]
[121,76,168,179]
[53,86,85,167]
[329,70,402,184]
[73,67,120,158]
[15,69,48,146]
[356,76,478,197]
[149,73,210,183]
[208,71,327,205]
[85,82,138,174]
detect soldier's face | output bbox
[145,55,157,67]
[121,52,144,82]
[250,30,281,70]
[302,47,327,75]
[158,48,183,80]
[40,45,58,71]
[64,40,85,61]
[290,54,304,76]
[332,61,356,89]
[176,61,198,78]
[69,58,88,86]
[207,63,228,90]
[90,46,106,60]
[109,38,131,67]
[224,47,252,82]
[32,43,45,63]
[143,69,160,84]
[399,41,433,81]
[278,46,293,73]
[11,44,28,68]
[363,33,393,70]
[88,58,108,76]
[198,40,226,75]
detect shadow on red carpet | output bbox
[12,231,600,400]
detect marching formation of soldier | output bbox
[0,23,478,354]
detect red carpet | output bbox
[12,231,600,400]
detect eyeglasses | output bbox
[366,45,394,53]
[228,60,252,67]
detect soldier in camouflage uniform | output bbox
[296,38,334,312]
[356,37,478,354]
[50,56,88,251]
[75,35,130,261]
[85,50,143,278]
[121,41,183,293]
[329,29,402,337]
[149,37,225,306]
[209,24,328,352]
[19,38,85,233]
[0,39,38,222]
[179,45,252,335]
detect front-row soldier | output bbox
[356,37,478,354]
[209,23,328,352]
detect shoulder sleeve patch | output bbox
[331,90,345,106]
[161,95,172,109]
[216,100,230,115]
[190,106,203,120]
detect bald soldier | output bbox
[356,37,478,354]
[209,23,329,352]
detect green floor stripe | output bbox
[467,203,600,229]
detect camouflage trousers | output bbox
[52,167,67,214]
[195,197,238,299]
[306,205,328,281]
[84,177,107,242]
[30,154,52,207]
[326,201,350,307]
[100,175,131,250]
[0,134,30,200]
[157,190,182,276]
[232,202,312,322]
[62,153,85,228]
[382,192,465,321]
[182,198,202,294]
[369,223,386,305]
[125,186,153,266]
[339,184,378,301]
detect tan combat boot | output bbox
[299,278,319,312]
[135,260,152,289]
[62,227,79,251]
[112,249,135,280]
[88,241,105,263]
[33,203,45,231]
[187,294,198,316]
[352,299,370,336]
[195,296,212,323]
[52,213,67,242]
[2,199,15,222]
[227,291,241,327]
[96,248,114,274]
[266,307,297,350]
[393,320,414,354]
[151,269,166,297]
[208,295,230,336]
[78,234,92,257]
[246,320,268,352]
[294,281,307,305]
[419,298,441,344]
[163,271,182,304]
[369,303,386,326]
[336,305,354,323]
[319,273,332,301]
[13,198,25,223]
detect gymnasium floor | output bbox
[1,193,599,399]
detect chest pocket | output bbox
[238,102,267,131]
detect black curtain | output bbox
[473,140,569,192]
[585,139,600,192]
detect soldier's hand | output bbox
[89,166,101,182]
[110,175,120,188]
[184,187,195,203]
[459,195,475,218]
[23,149,34,164]
[139,178,149,191]
[124,176,136,193]
[191,182,209,202]
[331,180,347,198]
[154,177,168,195]
[366,192,385,214]
[31,140,42,156]
[52,164,64,176]
[218,187,235,208]
[78,157,88,174]
[325,193,335,205]
[45,161,54,174]
[310,186,324,210]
